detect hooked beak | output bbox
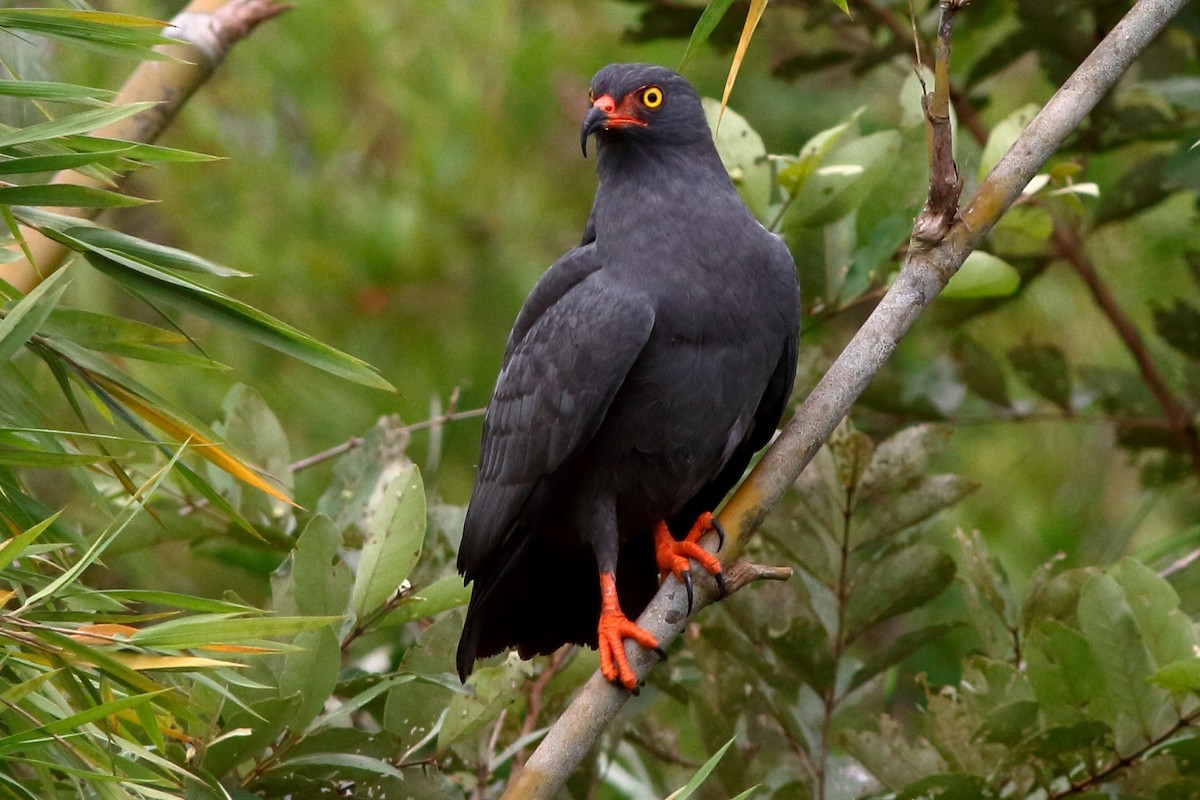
[580,104,608,157]
[580,93,646,158]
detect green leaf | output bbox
[1153,658,1200,694]
[0,511,59,566]
[0,447,109,468]
[848,622,964,692]
[0,102,158,149]
[844,544,956,640]
[78,250,394,390]
[52,222,247,277]
[665,735,737,800]
[1077,572,1174,750]
[776,108,864,199]
[942,251,1021,299]
[702,98,773,219]
[291,515,353,618]
[269,752,408,782]
[379,574,471,628]
[0,263,72,363]
[1152,299,1200,361]
[975,700,1039,745]
[856,424,952,500]
[0,80,115,104]
[350,463,427,618]
[1112,558,1197,668]
[437,656,528,752]
[277,626,341,735]
[1008,340,1073,412]
[896,773,988,800]
[0,689,169,755]
[781,128,900,228]
[679,0,736,69]
[953,335,1011,407]
[1026,619,1109,723]
[20,442,180,609]
[839,715,947,792]
[0,10,174,59]
[129,614,342,649]
[978,103,1040,182]
[0,183,147,208]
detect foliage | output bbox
[0,0,1198,799]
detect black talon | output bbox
[682,569,694,614]
[710,517,727,550]
[630,684,641,697]
[654,646,668,661]
[714,570,727,597]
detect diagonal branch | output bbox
[500,0,1190,796]
[0,0,291,294]
[1050,222,1200,477]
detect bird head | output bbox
[580,64,710,157]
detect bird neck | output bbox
[592,138,740,229]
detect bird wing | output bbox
[457,249,656,577]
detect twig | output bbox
[1158,546,1200,579]
[501,1,1189,796]
[0,0,292,293]
[1050,222,1200,478]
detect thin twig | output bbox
[1050,222,1200,478]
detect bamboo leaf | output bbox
[78,250,395,390]
[665,736,737,800]
[0,184,147,208]
[0,689,169,756]
[0,102,158,149]
[87,371,294,508]
[0,263,71,363]
[128,614,342,649]
[716,0,768,130]
[0,511,59,567]
[680,0,737,69]
[0,9,173,59]
[0,80,115,104]
[20,443,180,609]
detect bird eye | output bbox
[641,86,663,108]
[588,89,595,103]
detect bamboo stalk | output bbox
[0,0,290,294]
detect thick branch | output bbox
[501,0,1189,796]
[0,0,290,294]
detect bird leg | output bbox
[654,512,726,614]
[597,570,665,690]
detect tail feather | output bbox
[455,532,658,681]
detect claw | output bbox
[682,569,694,614]
[710,517,727,551]
[714,570,726,598]
[654,646,668,661]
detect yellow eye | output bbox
[641,86,663,108]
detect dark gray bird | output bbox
[456,63,799,689]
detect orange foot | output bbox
[598,571,665,690]
[654,511,727,613]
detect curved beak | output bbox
[580,104,610,158]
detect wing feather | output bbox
[457,252,655,576]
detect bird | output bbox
[455,63,799,690]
